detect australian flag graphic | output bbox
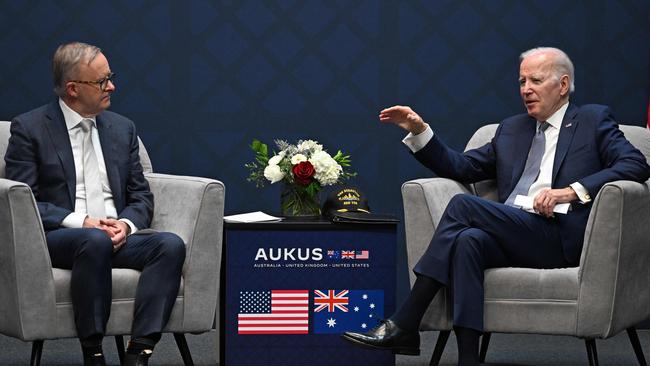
[312,289,384,334]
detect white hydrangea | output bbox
[291,153,307,165]
[268,154,284,166]
[311,151,335,168]
[298,140,323,153]
[315,164,342,185]
[309,150,342,186]
[263,164,285,183]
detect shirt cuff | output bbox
[119,218,138,235]
[402,124,433,153]
[61,212,87,228]
[570,182,591,203]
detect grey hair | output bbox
[520,47,575,93]
[52,42,102,97]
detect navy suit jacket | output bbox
[413,104,650,264]
[4,101,153,231]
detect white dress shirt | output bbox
[59,99,137,233]
[402,103,590,207]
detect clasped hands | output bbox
[83,217,130,252]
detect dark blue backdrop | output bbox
[1,0,649,302]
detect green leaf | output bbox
[305,181,320,196]
[250,139,261,151]
[333,150,352,167]
[250,139,268,156]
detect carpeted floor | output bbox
[0,329,647,365]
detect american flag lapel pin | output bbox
[564,122,572,128]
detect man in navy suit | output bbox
[342,47,650,365]
[5,42,185,366]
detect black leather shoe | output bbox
[124,349,153,366]
[83,352,106,366]
[341,319,420,355]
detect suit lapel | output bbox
[44,102,76,206]
[552,104,579,183]
[96,114,122,203]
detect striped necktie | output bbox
[505,121,549,207]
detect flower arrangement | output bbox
[246,139,355,216]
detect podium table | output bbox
[221,218,397,366]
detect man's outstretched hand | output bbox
[379,106,428,135]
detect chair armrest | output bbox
[144,173,225,331]
[0,179,57,340]
[401,178,470,272]
[401,178,470,330]
[577,180,650,338]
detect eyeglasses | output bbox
[69,72,115,91]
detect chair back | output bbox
[620,125,650,163]
[0,121,10,178]
[464,124,499,200]
[0,120,153,178]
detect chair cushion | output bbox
[53,268,184,304]
[484,267,579,301]
[482,267,580,335]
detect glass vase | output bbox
[280,183,321,217]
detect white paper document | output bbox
[224,211,283,223]
[514,195,570,215]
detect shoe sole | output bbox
[341,334,421,356]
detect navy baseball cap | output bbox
[323,187,398,223]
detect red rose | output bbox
[292,161,315,186]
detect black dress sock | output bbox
[80,334,103,356]
[389,274,442,331]
[454,326,481,366]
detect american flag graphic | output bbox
[355,250,369,259]
[238,290,309,334]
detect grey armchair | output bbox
[0,120,225,365]
[402,124,650,366]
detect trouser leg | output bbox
[414,194,568,283]
[46,228,114,340]
[454,326,481,366]
[390,274,443,331]
[451,228,508,331]
[112,232,186,340]
[412,194,569,331]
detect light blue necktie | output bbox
[505,122,549,207]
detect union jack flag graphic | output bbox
[341,250,355,259]
[314,289,349,312]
